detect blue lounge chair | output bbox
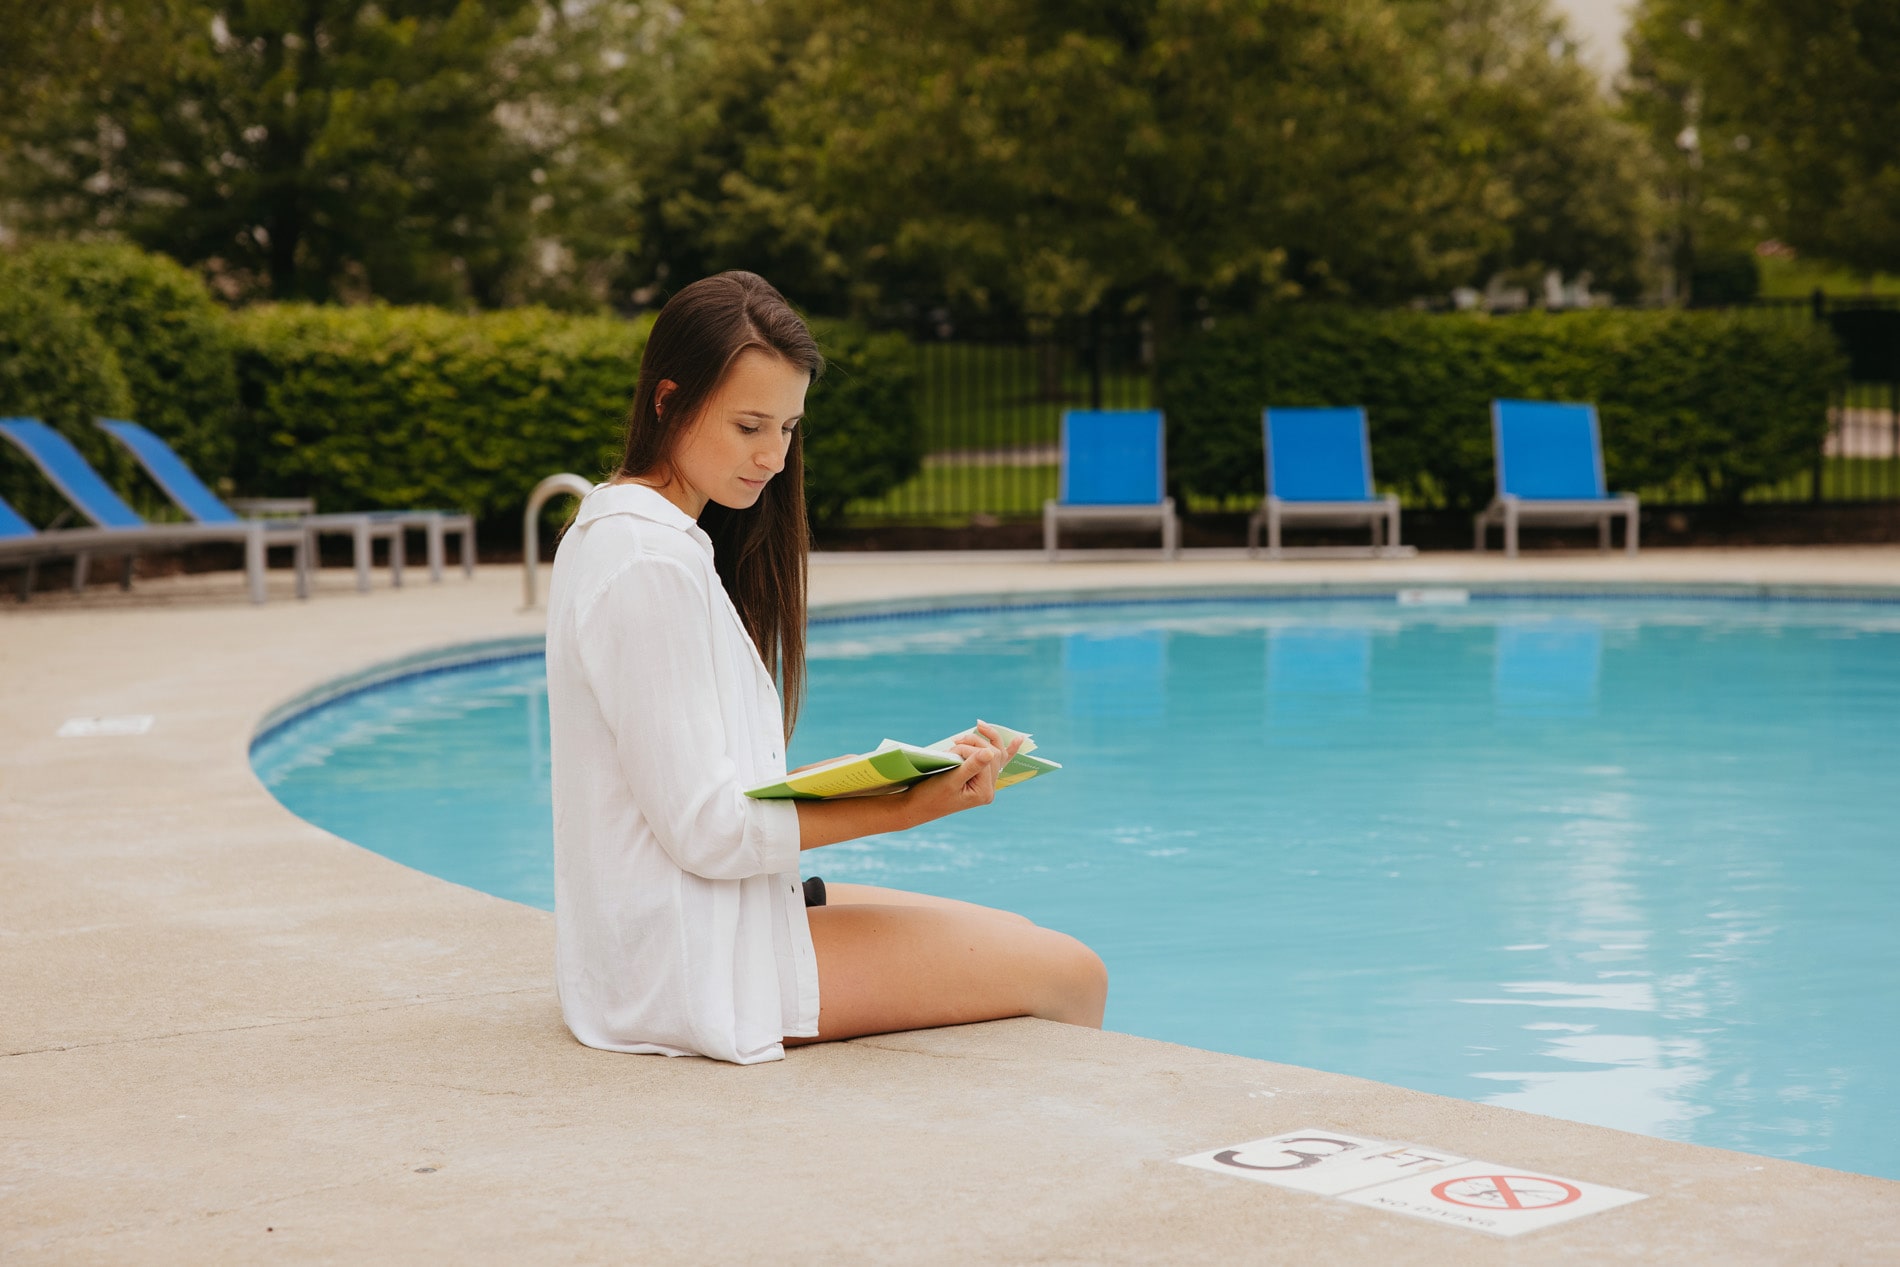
[1042,409,1179,560]
[0,491,160,601]
[1474,400,1639,556]
[98,419,389,592]
[1248,407,1405,558]
[0,417,308,602]
[99,419,475,588]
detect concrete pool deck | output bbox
[4,547,1898,1263]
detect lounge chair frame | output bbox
[1473,401,1639,557]
[229,499,475,586]
[99,419,474,591]
[1042,410,1180,561]
[1247,408,1406,559]
[0,418,307,603]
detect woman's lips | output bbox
[738,476,766,489]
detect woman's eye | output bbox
[737,424,761,436]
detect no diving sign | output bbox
[1178,1128,1646,1238]
[1343,1159,1645,1235]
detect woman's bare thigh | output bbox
[787,902,1106,1044]
[823,881,1033,925]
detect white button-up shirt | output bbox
[546,482,819,1064]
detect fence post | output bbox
[1812,288,1828,505]
[1088,307,1104,411]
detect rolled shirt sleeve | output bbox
[575,553,801,881]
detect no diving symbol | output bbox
[1431,1174,1582,1211]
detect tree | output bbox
[636,0,1650,335]
[1409,0,1653,299]
[3,1,543,305]
[1625,0,1900,284]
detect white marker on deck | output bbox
[1339,1159,1646,1237]
[1179,1127,1647,1237]
[56,715,154,738]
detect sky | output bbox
[1552,0,1634,80]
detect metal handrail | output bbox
[522,473,595,608]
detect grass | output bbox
[846,458,1900,523]
[1740,456,1900,503]
[846,463,1058,519]
[1759,255,1900,300]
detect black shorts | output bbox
[802,876,827,908]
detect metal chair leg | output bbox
[245,526,267,604]
[353,521,372,592]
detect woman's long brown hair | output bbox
[614,272,821,737]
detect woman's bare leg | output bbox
[786,903,1107,1044]
[824,881,1033,925]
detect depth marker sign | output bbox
[1178,1128,1647,1238]
[1177,1130,1463,1196]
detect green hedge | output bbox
[1163,309,1848,509]
[9,242,239,486]
[803,320,921,528]
[0,278,135,526]
[232,304,921,530]
[232,304,651,521]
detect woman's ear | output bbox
[654,379,679,419]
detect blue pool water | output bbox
[252,596,1900,1180]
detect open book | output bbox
[745,722,1061,800]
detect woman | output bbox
[546,272,1107,1064]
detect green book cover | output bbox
[745,721,1061,800]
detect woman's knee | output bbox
[1035,930,1108,1027]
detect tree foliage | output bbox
[613,0,1651,319]
[3,1,543,305]
[3,1,1657,314]
[1625,0,1900,283]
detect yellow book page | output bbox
[783,762,901,797]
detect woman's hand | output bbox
[904,722,1024,826]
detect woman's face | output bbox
[656,347,808,515]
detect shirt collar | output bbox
[574,481,711,547]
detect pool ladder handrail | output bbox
[522,473,596,608]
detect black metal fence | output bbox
[845,297,1900,524]
[846,313,1152,524]
[1812,295,1900,502]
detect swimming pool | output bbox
[251,593,1900,1180]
